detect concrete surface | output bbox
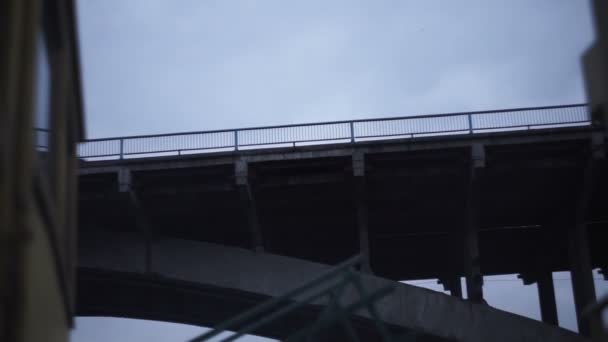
[78,230,588,342]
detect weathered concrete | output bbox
[352,151,371,273]
[235,159,264,251]
[77,125,607,340]
[463,144,484,302]
[78,230,587,342]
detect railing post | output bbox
[234,130,239,151]
[468,114,473,134]
[119,139,124,159]
[350,122,355,143]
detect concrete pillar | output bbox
[118,168,153,274]
[439,276,462,298]
[448,226,464,299]
[235,159,264,252]
[519,271,558,326]
[450,276,463,298]
[537,272,559,326]
[117,167,131,193]
[353,151,371,273]
[464,144,484,302]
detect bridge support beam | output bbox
[235,160,264,252]
[464,144,484,302]
[118,167,152,273]
[537,272,559,326]
[519,271,558,326]
[450,277,463,298]
[438,276,462,298]
[353,152,371,273]
[447,223,464,298]
[118,167,131,193]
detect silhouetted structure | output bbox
[78,105,605,341]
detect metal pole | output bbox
[119,139,124,159]
[350,122,355,143]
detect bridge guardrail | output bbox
[72,104,589,160]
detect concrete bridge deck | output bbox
[77,106,607,340]
[79,126,607,277]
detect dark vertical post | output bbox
[448,227,464,299]
[537,271,559,326]
[355,180,370,273]
[235,159,264,252]
[119,138,124,159]
[349,122,355,143]
[117,167,131,193]
[450,276,463,298]
[439,276,463,298]
[119,168,152,274]
[234,130,239,151]
[246,195,263,251]
[352,151,371,273]
[464,144,484,302]
[143,218,152,274]
[467,114,474,134]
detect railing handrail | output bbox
[81,103,587,142]
[70,103,592,160]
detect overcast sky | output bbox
[78,0,595,139]
[73,0,605,341]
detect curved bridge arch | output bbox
[77,230,583,342]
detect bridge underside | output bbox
[79,127,608,279]
[78,126,607,338]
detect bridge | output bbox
[76,104,606,341]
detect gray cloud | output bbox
[76,0,594,138]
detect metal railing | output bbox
[77,104,589,160]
